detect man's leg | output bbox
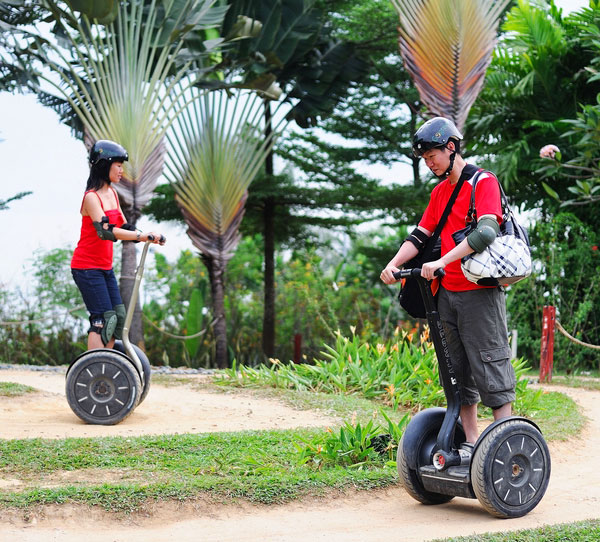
[493,402,512,421]
[460,403,479,444]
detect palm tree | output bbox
[165,87,286,367]
[22,0,226,345]
[390,0,510,130]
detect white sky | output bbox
[0,0,590,291]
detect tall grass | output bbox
[215,327,540,415]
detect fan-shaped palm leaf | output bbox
[166,88,285,260]
[390,0,510,129]
[165,87,287,366]
[22,0,226,345]
[30,0,225,213]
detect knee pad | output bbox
[102,310,117,344]
[114,304,126,340]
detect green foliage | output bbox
[0,427,397,510]
[216,327,541,416]
[507,213,600,372]
[0,382,35,397]
[512,358,544,417]
[143,249,213,367]
[0,191,32,211]
[143,234,400,368]
[218,0,370,128]
[184,287,208,359]
[0,247,85,365]
[275,0,428,232]
[467,0,600,216]
[295,411,409,468]
[431,519,600,542]
[538,93,600,206]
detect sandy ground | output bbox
[0,370,599,542]
[0,369,337,440]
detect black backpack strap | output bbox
[422,175,466,260]
[467,170,509,223]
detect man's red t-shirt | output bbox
[419,164,502,291]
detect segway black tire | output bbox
[397,433,455,505]
[471,419,551,518]
[66,350,141,425]
[113,340,151,405]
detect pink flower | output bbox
[540,144,560,159]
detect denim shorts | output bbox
[437,286,516,408]
[71,268,123,318]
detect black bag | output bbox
[398,173,468,318]
[398,237,441,318]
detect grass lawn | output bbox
[0,382,35,396]
[431,519,600,542]
[0,374,584,514]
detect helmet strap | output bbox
[440,146,457,178]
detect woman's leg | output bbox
[72,269,116,350]
[104,269,123,348]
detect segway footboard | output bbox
[397,408,469,503]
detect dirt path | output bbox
[1,371,599,542]
[0,369,337,439]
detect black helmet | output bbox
[89,140,128,165]
[412,117,463,157]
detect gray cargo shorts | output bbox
[437,286,516,408]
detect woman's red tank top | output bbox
[71,188,124,270]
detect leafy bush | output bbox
[216,327,541,417]
[508,213,600,372]
[141,236,397,368]
[0,247,85,365]
[295,410,410,468]
[216,327,444,408]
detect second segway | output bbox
[65,235,162,425]
[393,268,551,518]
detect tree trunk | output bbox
[262,196,276,357]
[409,106,422,187]
[262,100,276,358]
[202,255,228,368]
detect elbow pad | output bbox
[467,217,499,253]
[405,228,429,251]
[93,216,117,242]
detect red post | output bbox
[293,333,302,364]
[539,305,556,383]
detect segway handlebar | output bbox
[392,268,445,280]
[147,233,166,244]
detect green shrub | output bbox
[216,327,541,415]
[508,213,600,373]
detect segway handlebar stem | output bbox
[121,240,155,385]
[393,266,461,460]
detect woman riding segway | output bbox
[67,140,165,424]
[71,139,165,351]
